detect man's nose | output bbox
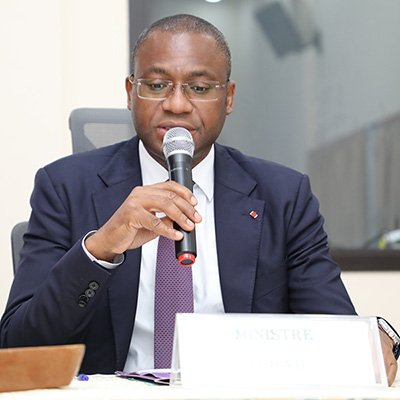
[161,85,193,114]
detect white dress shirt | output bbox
[123,141,224,371]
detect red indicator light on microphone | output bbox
[178,253,196,266]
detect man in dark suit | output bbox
[1,14,398,383]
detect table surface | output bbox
[1,374,400,400]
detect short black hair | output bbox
[131,14,232,79]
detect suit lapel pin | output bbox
[249,210,258,219]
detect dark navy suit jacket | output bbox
[0,137,356,373]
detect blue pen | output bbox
[77,374,89,381]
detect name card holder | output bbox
[170,314,387,388]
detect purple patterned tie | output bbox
[154,235,194,368]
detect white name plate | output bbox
[170,314,387,388]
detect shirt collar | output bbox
[139,140,214,202]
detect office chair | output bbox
[69,107,134,153]
[11,108,135,274]
[11,221,29,274]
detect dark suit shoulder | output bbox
[215,143,308,195]
[37,138,139,191]
[44,138,137,173]
[219,144,302,175]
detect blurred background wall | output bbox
[1,0,399,327]
[129,0,400,248]
[0,0,129,309]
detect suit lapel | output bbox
[92,137,143,369]
[214,145,265,313]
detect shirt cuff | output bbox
[81,231,124,270]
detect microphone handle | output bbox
[167,153,197,265]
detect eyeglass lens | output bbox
[136,79,223,101]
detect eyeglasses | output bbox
[128,75,228,102]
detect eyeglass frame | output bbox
[128,74,229,102]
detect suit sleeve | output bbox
[0,167,113,347]
[285,174,356,315]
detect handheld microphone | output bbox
[162,127,197,266]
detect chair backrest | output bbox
[69,107,135,153]
[11,221,29,274]
[11,108,135,274]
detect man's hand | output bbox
[85,181,201,262]
[380,329,398,386]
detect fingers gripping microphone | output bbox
[162,127,197,266]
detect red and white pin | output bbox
[249,210,258,219]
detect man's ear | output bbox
[225,80,236,116]
[125,76,133,110]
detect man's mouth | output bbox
[157,124,196,136]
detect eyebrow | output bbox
[188,70,216,80]
[143,66,168,75]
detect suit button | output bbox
[85,288,95,298]
[89,281,99,290]
[78,294,89,308]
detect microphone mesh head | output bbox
[162,127,194,159]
